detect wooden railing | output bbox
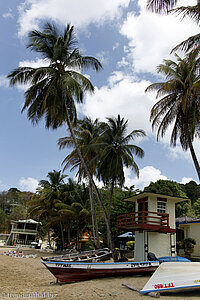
[11,228,38,234]
[117,211,170,231]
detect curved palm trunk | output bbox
[65,109,114,251]
[89,181,101,248]
[188,139,200,181]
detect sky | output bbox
[0,0,199,192]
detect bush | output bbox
[182,238,196,257]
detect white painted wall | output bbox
[148,232,172,257]
[134,231,145,261]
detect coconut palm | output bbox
[30,170,75,248]
[146,48,200,180]
[97,115,146,232]
[7,22,113,248]
[58,117,103,248]
[8,23,102,128]
[39,170,67,191]
[68,183,91,248]
[146,0,200,52]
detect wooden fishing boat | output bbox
[140,262,200,294]
[41,248,112,263]
[42,260,159,283]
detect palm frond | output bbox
[170,5,200,24]
[171,34,200,53]
[146,0,178,13]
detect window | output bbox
[157,201,166,214]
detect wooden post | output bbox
[122,283,160,298]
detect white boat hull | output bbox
[140,262,200,294]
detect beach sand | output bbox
[0,247,199,300]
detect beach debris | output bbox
[109,291,122,296]
[1,250,37,258]
[122,283,160,298]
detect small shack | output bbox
[117,192,188,261]
[6,219,40,246]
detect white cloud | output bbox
[0,75,10,88]
[17,0,131,37]
[96,51,109,65]
[79,72,155,134]
[124,166,168,190]
[119,0,199,74]
[19,58,50,68]
[113,42,120,51]
[181,177,197,184]
[80,71,199,164]
[3,9,13,19]
[18,177,39,192]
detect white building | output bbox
[177,216,200,258]
[6,219,40,246]
[117,192,188,261]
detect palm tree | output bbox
[39,170,67,191]
[69,183,91,248]
[7,22,113,248]
[146,48,200,180]
[96,115,146,247]
[58,117,103,248]
[30,170,75,248]
[146,0,200,52]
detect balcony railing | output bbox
[11,228,38,234]
[117,211,176,233]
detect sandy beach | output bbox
[0,247,200,300]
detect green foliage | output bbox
[181,181,200,204]
[0,209,8,232]
[9,206,28,221]
[28,172,92,248]
[144,179,186,197]
[176,200,193,217]
[144,179,194,217]
[193,198,200,217]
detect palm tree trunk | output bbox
[67,222,71,246]
[188,139,200,181]
[47,229,52,249]
[65,109,114,251]
[60,221,65,249]
[89,181,100,248]
[108,178,115,221]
